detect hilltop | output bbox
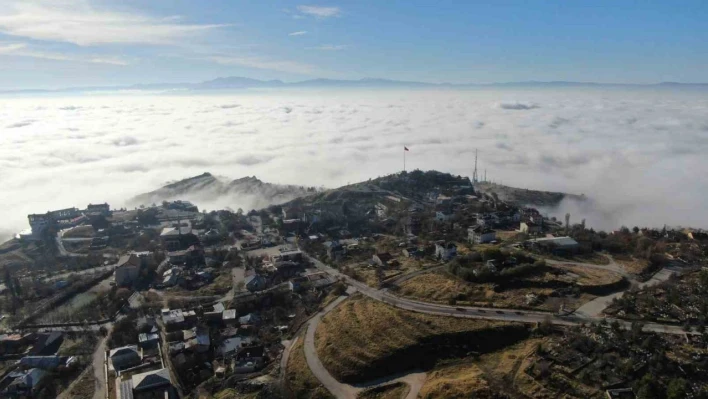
[129,172,316,210]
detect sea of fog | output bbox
[1,87,707,241]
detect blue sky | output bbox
[0,0,706,89]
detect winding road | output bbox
[297,252,691,399]
[301,287,427,399]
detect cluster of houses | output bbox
[244,246,337,293]
[0,332,70,397]
[18,203,111,241]
[160,301,267,386]
[104,296,271,397]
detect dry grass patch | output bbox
[315,295,527,383]
[552,265,623,287]
[285,338,334,399]
[397,272,559,310]
[615,256,651,275]
[358,382,409,399]
[397,272,474,303]
[420,363,491,398]
[66,367,96,399]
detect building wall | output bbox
[115,265,139,286]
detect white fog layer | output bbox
[1,88,707,240]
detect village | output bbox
[0,170,707,398]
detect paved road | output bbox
[305,254,691,335]
[56,228,88,257]
[304,294,358,399]
[301,253,690,399]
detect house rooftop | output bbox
[109,345,139,358]
[527,236,579,247]
[160,226,192,237]
[222,309,236,320]
[131,367,171,392]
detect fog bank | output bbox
[1,88,707,240]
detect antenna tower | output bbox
[473,149,478,183]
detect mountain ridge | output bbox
[3,77,708,94]
[129,173,317,211]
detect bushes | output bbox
[447,250,545,283]
[499,262,544,278]
[108,315,139,348]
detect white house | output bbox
[468,226,496,244]
[436,211,454,222]
[520,221,542,234]
[114,254,142,286]
[435,242,457,261]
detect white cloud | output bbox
[207,55,323,75]
[0,0,227,46]
[289,31,308,36]
[0,41,129,65]
[306,44,346,51]
[296,5,342,18]
[0,43,27,53]
[1,88,708,241]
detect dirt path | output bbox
[91,336,108,399]
[545,255,627,278]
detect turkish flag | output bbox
[404,146,409,151]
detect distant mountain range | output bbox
[4,77,708,94]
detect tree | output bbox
[635,373,661,399]
[3,269,15,298]
[666,378,688,399]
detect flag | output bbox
[404,146,409,151]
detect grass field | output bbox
[66,367,96,399]
[543,251,611,265]
[315,295,527,383]
[553,264,623,287]
[396,265,622,311]
[420,362,491,398]
[0,241,33,268]
[420,337,546,398]
[358,382,409,399]
[614,255,651,275]
[285,338,334,399]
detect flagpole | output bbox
[403,146,406,172]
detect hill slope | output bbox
[129,173,315,211]
[474,182,583,207]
